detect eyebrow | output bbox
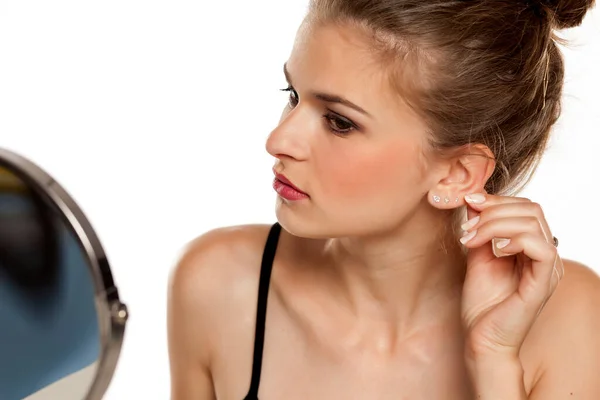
[283,63,371,117]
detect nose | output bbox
[265,108,310,162]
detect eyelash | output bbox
[279,86,358,136]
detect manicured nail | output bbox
[461,215,480,231]
[465,193,486,204]
[496,238,511,249]
[460,230,477,244]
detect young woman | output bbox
[168,0,599,398]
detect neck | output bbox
[321,208,466,337]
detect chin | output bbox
[275,199,413,241]
[274,197,334,239]
[274,198,375,240]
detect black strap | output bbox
[244,222,281,400]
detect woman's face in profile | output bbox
[266,21,444,238]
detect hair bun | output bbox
[536,0,596,29]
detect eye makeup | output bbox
[280,86,359,136]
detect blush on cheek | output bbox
[318,141,421,199]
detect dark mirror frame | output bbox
[0,147,128,400]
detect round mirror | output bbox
[0,147,128,400]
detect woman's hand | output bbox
[459,192,564,361]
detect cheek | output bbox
[316,140,423,199]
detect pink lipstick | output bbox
[273,172,309,201]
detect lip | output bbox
[272,171,309,200]
[274,173,306,194]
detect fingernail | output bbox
[465,193,486,204]
[460,230,477,244]
[461,215,480,231]
[496,238,511,249]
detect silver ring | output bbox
[552,236,559,247]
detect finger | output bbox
[461,202,553,243]
[460,216,546,249]
[556,256,565,280]
[463,192,532,226]
[551,256,565,287]
[490,233,558,300]
[550,262,561,293]
[466,205,478,221]
[537,258,564,318]
[464,192,532,211]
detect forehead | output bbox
[286,21,429,142]
[287,22,392,102]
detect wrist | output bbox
[465,354,527,400]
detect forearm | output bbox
[466,355,528,400]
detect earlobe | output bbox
[429,193,461,209]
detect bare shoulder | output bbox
[528,259,600,348]
[168,223,274,340]
[523,259,600,398]
[167,224,274,397]
[169,224,274,297]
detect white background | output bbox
[1,1,598,399]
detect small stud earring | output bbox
[433,195,441,203]
[444,197,450,204]
[455,197,459,203]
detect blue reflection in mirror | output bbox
[0,168,100,400]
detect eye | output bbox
[323,112,356,136]
[280,86,298,108]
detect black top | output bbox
[243,222,281,400]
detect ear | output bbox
[427,144,496,209]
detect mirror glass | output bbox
[0,165,100,400]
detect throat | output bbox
[321,243,466,336]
